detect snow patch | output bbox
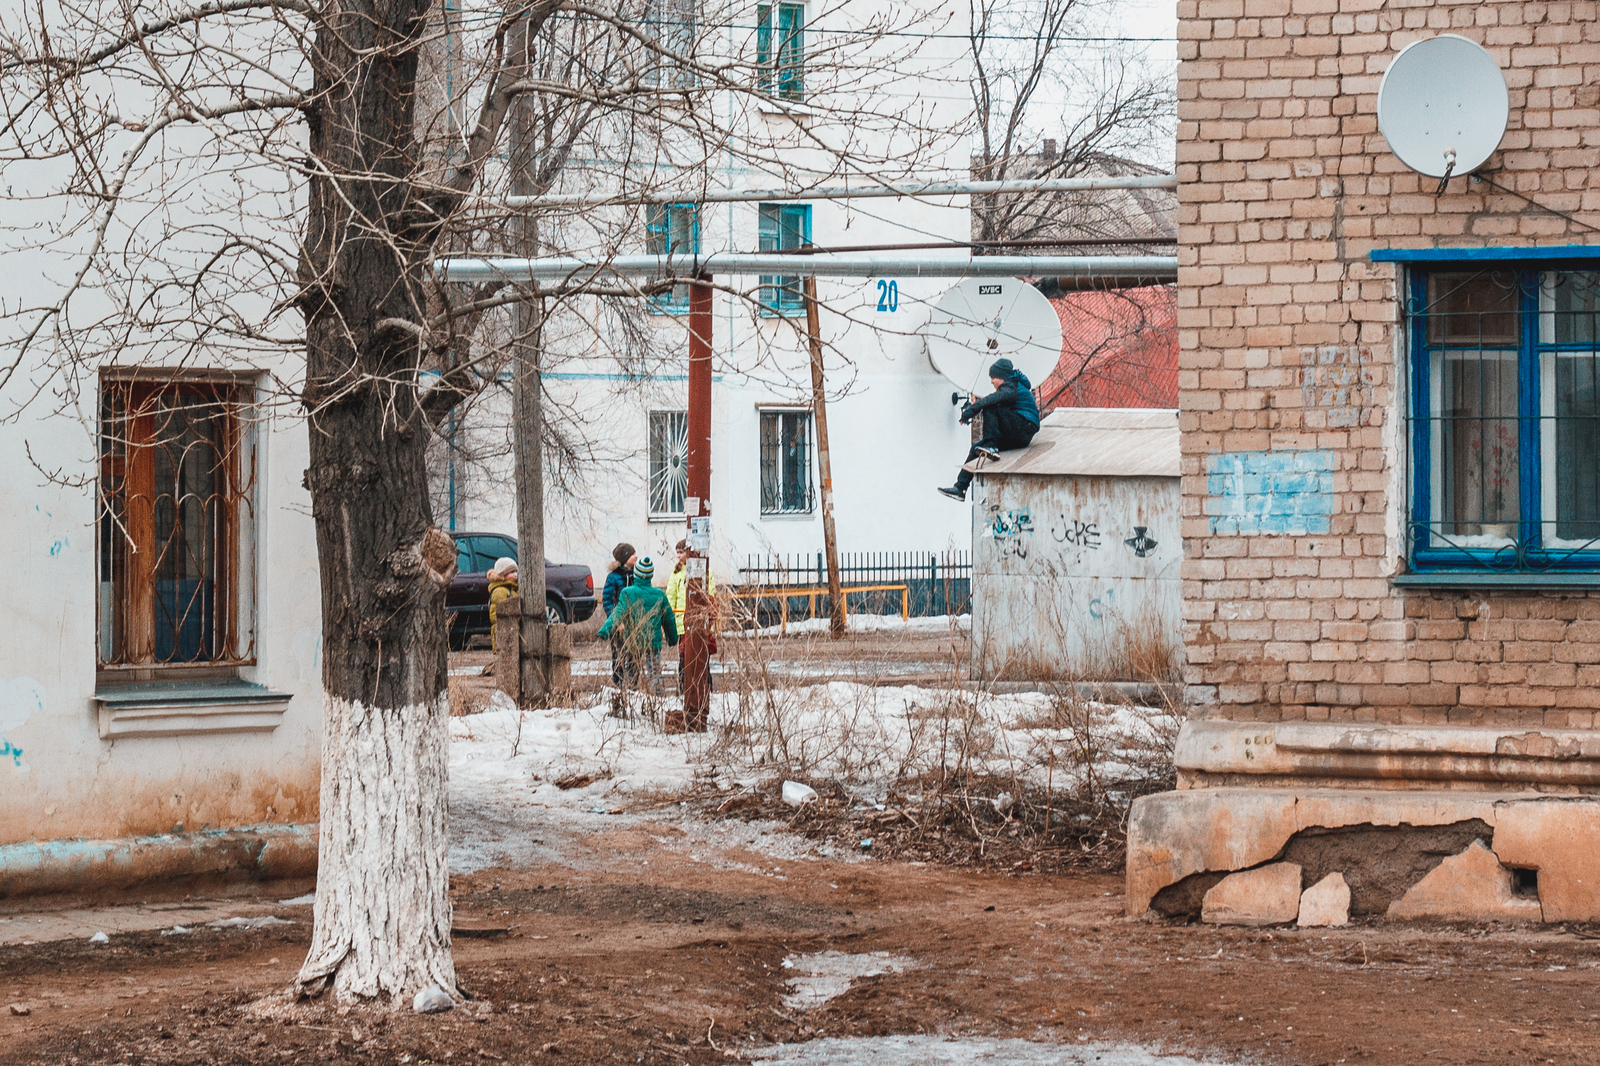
[748,1034,1233,1065]
[780,951,919,1010]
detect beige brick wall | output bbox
[1178,0,1600,726]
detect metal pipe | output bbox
[436,253,1177,282]
[503,173,1176,208]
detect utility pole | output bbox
[672,274,715,732]
[803,273,845,639]
[508,15,551,704]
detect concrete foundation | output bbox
[1129,720,1600,923]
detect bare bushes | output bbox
[698,621,1178,871]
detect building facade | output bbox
[1130,0,1600,923]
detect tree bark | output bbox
[293,0,458,1004]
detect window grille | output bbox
[646,203,700,312]
[98,380,256,670]
[759,410,815,514]
[644,0,698,87]
[758,203,810,315]
[1406,266,1600,574]
[649,409,689,516]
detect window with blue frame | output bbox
[758,202,809,315]
[646,203,699,313]
[1405,264,1600,575]
[756,2,805,101]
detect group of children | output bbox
[596,539,716,705]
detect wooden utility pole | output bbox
[672,274,715,731]
[507,17,553,704]
[803,273,845,639]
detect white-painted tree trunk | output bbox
[296,693,456,1003]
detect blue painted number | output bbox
[875,279,899,312]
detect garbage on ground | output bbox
[206,916,294,930]
[413,986,455,1014]
[88,931,109,945]
[782,781,819,807]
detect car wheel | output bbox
[546,597,567,625]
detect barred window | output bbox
[98,379,256,671]
[759,410,814,515]
[648,409,689,517]
[1405,266,1600,575]
[644,0,698,87]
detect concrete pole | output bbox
[674,273,714,732]
[803,274,845,640]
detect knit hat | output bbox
[633,556,655,581]
[491,557,518,579]
[988,357,1015,379]
[612,542,636,567]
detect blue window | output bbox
[756,2,805,101]
[646,203,699,313]
[758,203,809,315]
[1397,256,1600,578]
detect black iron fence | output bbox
[733,550,971,625]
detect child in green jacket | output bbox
[596,557,678,698]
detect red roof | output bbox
[1037,286,1177,410]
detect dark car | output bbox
[446,532,597,649]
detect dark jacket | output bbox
[597,569,679,653]
[602,563,632,616]
[961,370,1040,427]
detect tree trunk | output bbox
[293,0,458,1004]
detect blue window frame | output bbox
[758,203,809,315]
[1393,252,1600,577]
[756,2,805,101]
[646,203,699,313]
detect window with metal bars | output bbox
[759,410,815,515]
[648,409,689,517]
[98,379,256,672]
[1406,267,1600,574]
[755,2,804,101]
[646,203,700,313]
[758,202,810,315]
[643,0,698,88]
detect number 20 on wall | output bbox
[874,279,899,312]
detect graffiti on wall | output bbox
[1051,517,1102,549]
[985,506,1035,558]
[1124,527,1158,557]
[1205,450,1334,535]
[0,676,41,772]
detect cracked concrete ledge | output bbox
[1125,787,1600,922]
[1175,719,1600,788]
[0,823,318,903]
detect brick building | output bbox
[1128,1,1600,925]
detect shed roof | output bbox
[968,407,1178,478]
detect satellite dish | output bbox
[924,278,1063,395]
[1377,34,1508,179]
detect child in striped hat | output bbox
[596,556,678,712]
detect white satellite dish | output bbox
[1377,34,1508,179]
[924,278,1063,395]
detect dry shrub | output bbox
[449,676,493,716]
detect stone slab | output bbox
[1387,840,1542,921]
[1297,872,1350,928]
[1491,800,1600,923]
[1201,862,1302,926]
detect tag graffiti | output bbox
[0,739,21,768]
[1051,517,1102,549]
[986,508,1035,559]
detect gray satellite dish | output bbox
[924,278,1063,395]
[1377,34,1508,179]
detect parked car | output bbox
[446,532,597,649]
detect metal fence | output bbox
[734,550,971,623]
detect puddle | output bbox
[780,951,919,1010]
[749,1034,1235,1065]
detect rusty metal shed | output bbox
[969,407,1180,680]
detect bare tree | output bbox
[968,0,1173,245]
[0,0,960,1005]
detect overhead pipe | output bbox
[503,173,1176,209]
[435,253,1178,282]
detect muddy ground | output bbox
[6,818,1600,1066]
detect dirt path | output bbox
[5,818,1600,1066]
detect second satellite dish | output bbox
[925,278,1063,395]
[1377,34,1508,178]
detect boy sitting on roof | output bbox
[938,357,1041,502]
